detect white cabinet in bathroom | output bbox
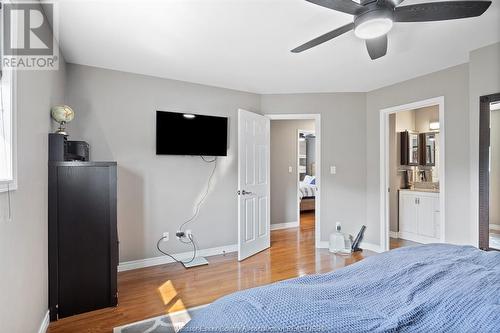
[399,190,441,243]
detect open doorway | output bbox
[298,130,316,232]
[267,114,321,248]
[380,97,445,252]
[479,93,500,251]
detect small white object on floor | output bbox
[182,256,209,268]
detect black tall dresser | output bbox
[48,134,118,320]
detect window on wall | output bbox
[0,67,16,191]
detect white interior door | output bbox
[237,109,270,261]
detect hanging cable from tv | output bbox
[157,156,217,266]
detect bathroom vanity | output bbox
[399,189,441,243]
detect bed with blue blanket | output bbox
[182,244,500,332]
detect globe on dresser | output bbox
[51,105,75,135]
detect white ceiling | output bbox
[51,0,500,94]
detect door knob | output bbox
[237,190,254,196]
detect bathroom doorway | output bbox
[380,97,445,252]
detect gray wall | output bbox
[270,119,314,225]
[415,106,439,133]
[0,12,66,333]
[65,64,260,262]
[469,42,500,244]
[262,93,367,242]
[367,64,471,245]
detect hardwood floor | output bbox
[48,212,375,333]
[390,237,421,249]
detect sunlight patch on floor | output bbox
[168,298,187,313]
[158,280,178,305]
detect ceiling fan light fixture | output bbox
[354,17,393,39]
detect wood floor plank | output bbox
[390,237,421,249]
[48,212,376,333]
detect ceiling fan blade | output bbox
[366,35,388,60]
[394,1,492,22]
[306,0,366,16]
[291,22,354,53]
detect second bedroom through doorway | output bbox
[270,119,317,235]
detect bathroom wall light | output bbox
[429,122,440,130]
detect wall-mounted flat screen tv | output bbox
[156,111,228,156]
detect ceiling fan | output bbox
[292,0,492,60]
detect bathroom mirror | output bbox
[400,131,419,166]
[420,132,436,166]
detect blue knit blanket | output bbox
[182,244,500,332]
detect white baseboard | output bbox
[317,241,382,253]
[38,310,50,333]
[318,241,329,248]
[490,224,500,231]
[398,231,440,244]
[389,231,399,238]
[270,221,299,230]
[361,242,383,253]
[118,244,238,272]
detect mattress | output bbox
[182,244,500,333]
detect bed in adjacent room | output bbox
[182,244,500,332]
[299,175,317,212]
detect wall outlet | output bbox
[330,165,337,175]
[185,229,193,237]
[162,232,169,242]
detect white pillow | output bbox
[303,175,315,185]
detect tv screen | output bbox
[156,111,228,156]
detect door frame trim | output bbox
[379,97,445,251]
[479,93,500,250]
[266,114,321,248]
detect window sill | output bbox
[0,181,17,193]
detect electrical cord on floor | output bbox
[156,156,217,264]
[156,234,197,264]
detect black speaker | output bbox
[49,134,90,161]
[66,140,90,161]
